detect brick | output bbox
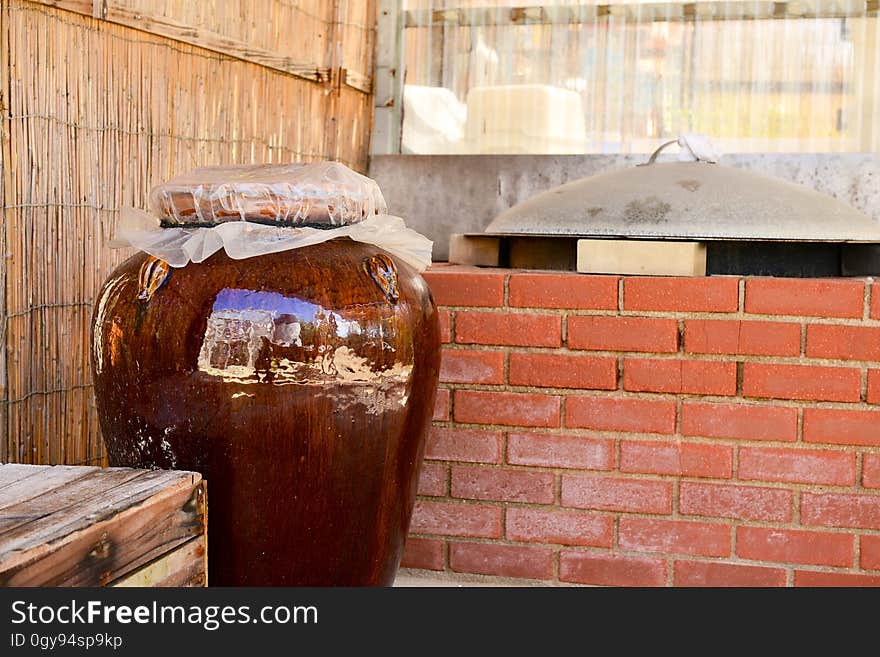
[400,538,444,570]
[439,348,505,384]
[409,501,502,538]
[422,268,506,307]
[417,463,447,496]
[438,310,451,342]
[737,527,853,567]
[674,561,786,587]
[868,370,880,404]
[745,278,864,318]
[433,389,450,421]
[455,390,560,428]
[803,408,880,447]
[450,542,553,580]
[451,466,555,504]
[620,440,732,479]
[685,319,801,356]
[864,454,880,489]
[680,482,793,522]
[509,273,618,310]
[455,311,561,347]
[861,535,880,570]
[505,508,614,547]
[619,517,730,557]
[742,363,861,402]
[561,475,672,514]
[426,427,502,464]
[738,446,855,486]
[806,324,880,361]
[507,432,614,471]
[801,492,880,530]
[567,316,678,353]
[873,284,880,319]
[566,396,676,434]
[681,402,798,442]
[559,551,666,587]
[623,359,736,396]
[624,277,739,312]
[509,353,617,390]
[794,571,880,587]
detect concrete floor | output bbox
[393,569,554,587]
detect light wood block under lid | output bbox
[577,239,707,276]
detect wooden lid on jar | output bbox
[150,161,386,228]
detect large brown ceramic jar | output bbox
[91,164,440,585]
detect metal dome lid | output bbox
[485,142,880,243]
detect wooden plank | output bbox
[111,535,206,587]
[404,1,874,26]
[104,4,330,82]
[0,464,100,508]
[104,5,332,85]
[509,237,578,271]
[0,463,58,488]
[448,234,501,267]
[449,234,579,270]
[0,467,147,526]
[0,468,195,548]
[343,69,372,94]
[22,0,92,14]
[0,468,205,586]
[25,0,372,93]
[577,239,707,276]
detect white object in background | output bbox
[401,85,467,154]
[677,134,721,163]
[463,84,587,154]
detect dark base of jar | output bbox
[105,379,414,586]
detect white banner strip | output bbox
[111,208,434,272]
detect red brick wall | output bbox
[402,265,880,587]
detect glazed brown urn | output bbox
[91,164,440,585]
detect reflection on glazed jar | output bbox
[363,253,400,303]
[137,256,171,301]
[195,286,414,414]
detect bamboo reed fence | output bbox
[0,0,376,466]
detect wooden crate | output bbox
[0,464,207,587]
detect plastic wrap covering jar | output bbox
[91,162,441,586]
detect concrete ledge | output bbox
[394,569,558,587]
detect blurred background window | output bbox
[389,0,880,154]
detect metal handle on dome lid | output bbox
[641,134,721,166]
